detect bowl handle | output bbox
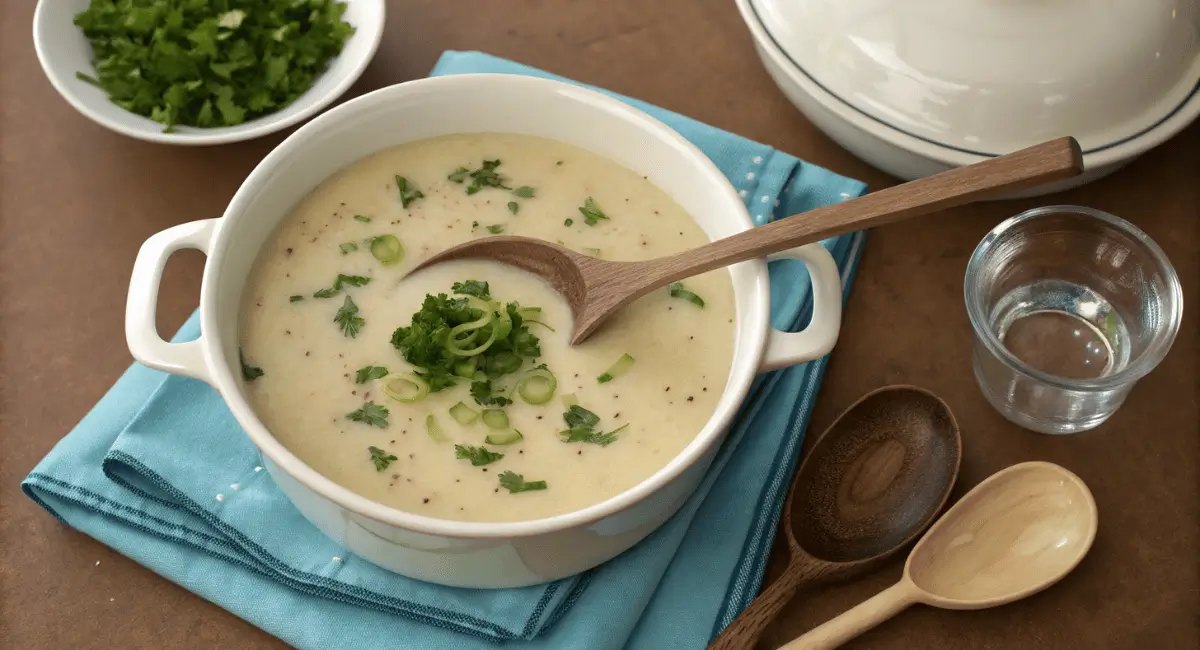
[759,243,843,372]
[125,219,216,383]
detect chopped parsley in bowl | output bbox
[32,0,386,145]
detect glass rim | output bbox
[964,205,1183,391]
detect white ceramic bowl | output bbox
[32,0,386,146]
[735,0,1200,196]
[124,74,845,588]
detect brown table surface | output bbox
[2,1,1197,648]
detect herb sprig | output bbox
[368,446,397,471]
[334,294,365,338]
[347,401,388,428]
[499,470,548,493]
[454,445,504,466]
[560,404,624,446]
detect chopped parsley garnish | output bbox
[239,349,264,381]
[451,280,490,299]
[389,284,542,401]
[72,0,354,131]
[354,365,389,384]
[668,282,706,308]
[470,379,513,407]
[347,401,388,428]
[334,294,364,338]
[560,404,623,446]
[395,175,424,208]
[499,470,548,493]
[353,215,371,223]
[313,273,371,299]
[447,167,469,183]
[368,446,397,471]
[465,159,509,194]
[339,242,358,254]
[578,197,608,226]
[564,218,574,226]
[289,295,304,303]
[485,224,506,234]
[512,186,536,199]
[507,201,519,215]
[471,220,480,230]
[454,445,504,467]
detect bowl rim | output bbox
[963,205,1184,391]
[198,73,770,539]
[31,0,387,146]
[734,0,1200,169]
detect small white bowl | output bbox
[32,0,386,146]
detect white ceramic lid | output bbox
[749,0,1200,155]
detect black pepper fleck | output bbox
[482,468,488,472]
[614,413,620,418]
[494,488,499,493]
[703,387,708,392]
[408,454,414,459]
[665,386,670,392]
[577,450,583,455]
[519,450,524,454]
[687,396,694,402]
[351,390,357,395]
[423,498,430,504]
[305,351,310,357]
[536,415,543,420]
[286,248,293,255]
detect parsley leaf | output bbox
[485,224,506,234]
[454,445,504,466]
[451,280,491,299]
[559,404,623,446]
[289,294,304,303]
[73,0,355,131]
[239,349,264,381]
[564,218,574,226]
[499,470,548,493]
[578,197,608,225]
[466,159,510,195]
[395,175,424,208]
[368,446,397,471]
[470,379,513,407]
[334,294,365,338]
[507,201,519,215]
[354,365,389,384]
[354,215,372,223]
[313,273,371,299]
[339,242,358,254]
[512,186,536,198]
[447,166,469,183]
[347,401,388,428]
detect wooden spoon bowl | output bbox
[708,385,962,650]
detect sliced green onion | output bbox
[667,282,705,308]
[515,367,557,405]
[561,393,578,408]
[449,402,479,426]
[382,373,429,403]
[481,409,509,430]
[485,429,524,445]
[454,358,478,379]
[597,353,636,384]
[425,414,447,442]
[370,235,404,266]
[491,306,513,341]
[446,297,498,357]
[515,306,555,331]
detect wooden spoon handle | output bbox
[642,137,1082,288]
[708,569,805,650]
[776,581,919,650]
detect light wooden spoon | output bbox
[778,461,1099,650]
[413,137,1083,344]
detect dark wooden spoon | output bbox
[706,385,962,650]
[413,137,1083,344]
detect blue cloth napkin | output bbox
[22,51,867,650]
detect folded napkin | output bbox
[22,51,867,650]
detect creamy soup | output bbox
[240,133,735,522]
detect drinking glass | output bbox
[965,206,1182,434]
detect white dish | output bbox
[736,0,1200,195]
[124,73,844,587]
[32,0,386,146]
